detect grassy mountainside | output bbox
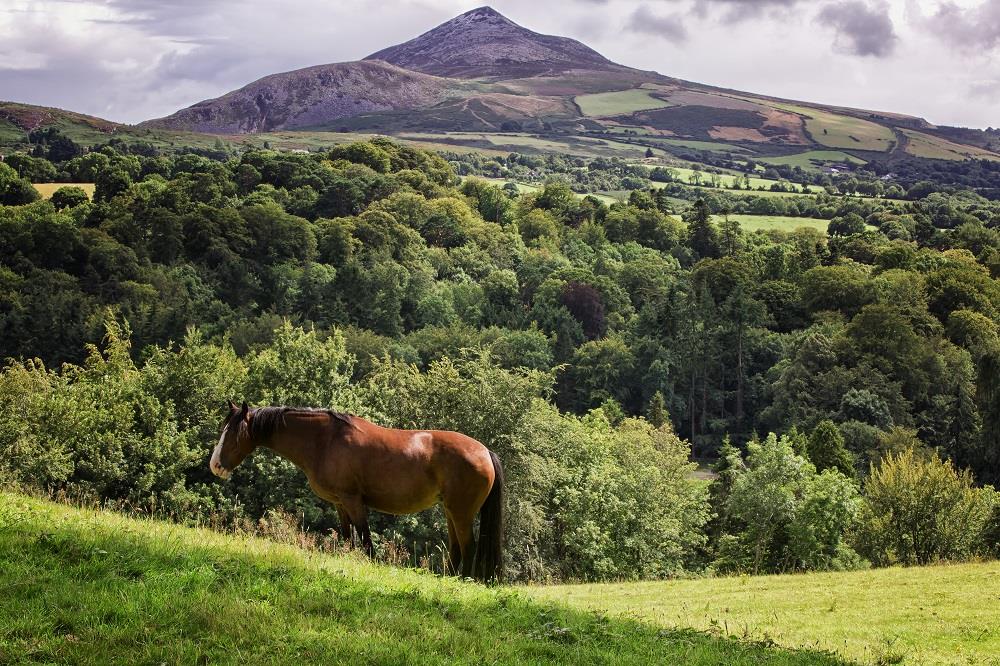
[0,492,849,665]
[0,101,230,154]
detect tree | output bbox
[828,213,866,237]
[50,186,90,210]
[646,390,668,429]
[644,147,655,158]
[0,162,40,205]
[94,166,132,202]
[856,447,995,565]
[684,199,720,260]
[717,433,861,574]
[807,420,856,477]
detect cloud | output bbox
[693,0,803,23]
[918,1,1000,53]
[625,5,688,42]
[969,79,1000,102]
[817,1,897,57]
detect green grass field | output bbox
[758,151,867,171]
[529,562,1000,665]
[0,492,846,665]
[396,132,668,159]
[463,176,620,205]
[900,130,1000,162]
[32,183,96,199]
[663,167,815,192]
[755,102,896,152]
[575,89,672,117]
[723,214,831,232]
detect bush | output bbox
[715,433,862,574]
[855,448,995,565]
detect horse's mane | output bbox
[247,406,353,441]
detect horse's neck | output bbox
[262,413,330,476]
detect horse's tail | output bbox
[475,450,504,583]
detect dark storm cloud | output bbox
[922,1,1000,52]
[625,4,688,41]
[816,1,897,57]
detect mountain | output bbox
[130,7,1000,164]
[147,60,451,134]
[365,6,620,78]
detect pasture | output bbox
[759,150,867,171]
[396,131,668,159]
[0,492,846,666]
[901,130,1000,162]
[463,176,620,205]
[759,102,896,152]
[662,166,815,193]
[723,214,831,232]
[575,89,672,117]
[530,562,1000,665]
[32,182,96,199]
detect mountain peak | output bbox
[461,6,510,21]
[364,6,618,79]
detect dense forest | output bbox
[1,133,998,581]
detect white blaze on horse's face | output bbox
[210,425,232,480]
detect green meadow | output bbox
[758,150,867,171]
[0,493,847,666]
[575,89,672,117]
[5,492,999,665]
[530,562,1000,665]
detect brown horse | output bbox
[210,401,504,582]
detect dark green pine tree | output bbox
[646,390,668,429]
[807,420,856,478]
[684,199,720,259]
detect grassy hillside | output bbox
[575,89,672,117]
[0,492,847,665]
[530,564,1000,666]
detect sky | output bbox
[1,0,998,128]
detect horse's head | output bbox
[210,400,255,480]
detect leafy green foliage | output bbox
[856,447,997,566]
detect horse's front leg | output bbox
[341,495,374,558]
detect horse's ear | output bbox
[227,399,237,412]
[241,401,250,420]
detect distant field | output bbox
[901,129,1000,162]
[397,132,667,159]
[32,183,96,199]
[529,562,1000,666]
[664,166,814,193]
[463,176,620,205]
[725,214,830,232]
[647,137,753,154]
[759,150,866,171]
[759,101,896,152]
[575,89,671,117]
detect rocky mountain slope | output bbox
[365,6,620,78]
[146,60,452,134]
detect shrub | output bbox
[855,448,995,565]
